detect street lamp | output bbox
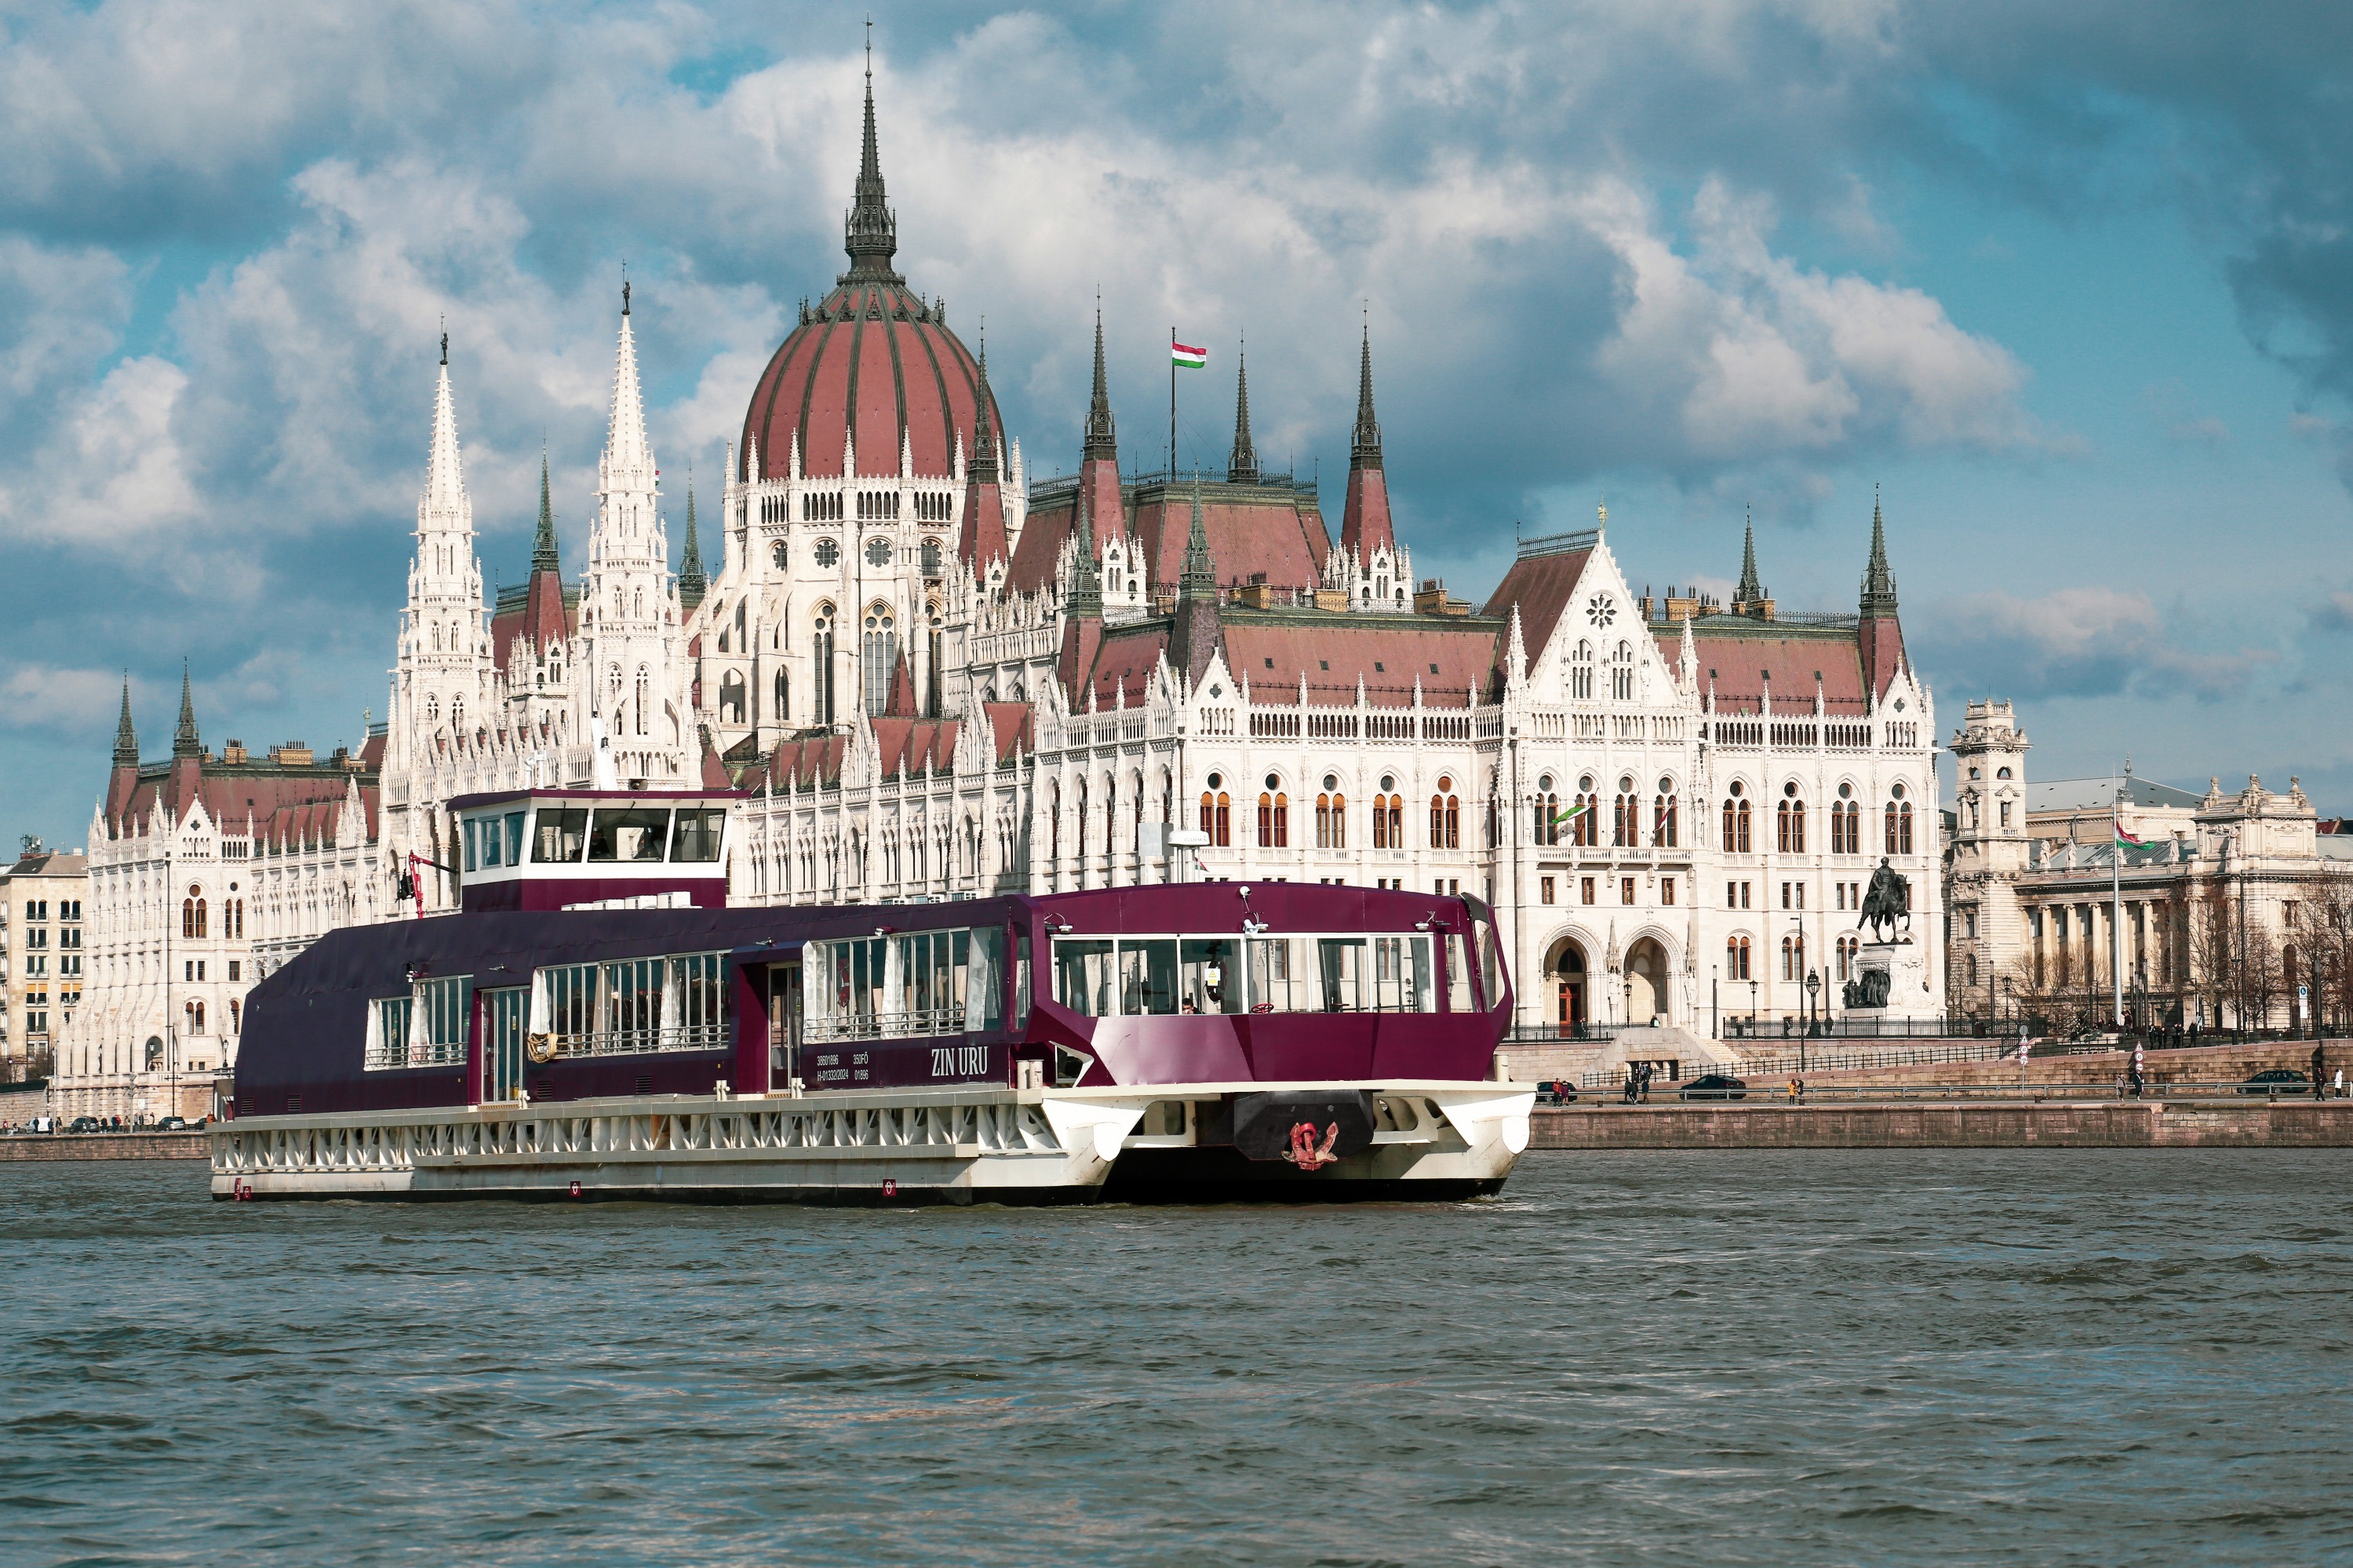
[1805,969,1822,1072]
[1749,977,1758,1035]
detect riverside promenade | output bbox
[0,1133,208,1162]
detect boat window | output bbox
[1445,932,1474,1012]
[1247,936,1302,1012]
[1180,938,1242,1013]
[462,817,479,872]
[1014,930,1032,1028]
[1371,936,1434,1013]
[529,953,728,1057]
[1247,934,1434,1013]
[501,812,526,866]
[532,807,588,864]
[967,927,1005,1031]
[362,977,468,1071]
[587,806,671,862]
[670,808,726,863]
[1317,938,1369,1012]
[478,816,501,868]
[1479,918,1502,1011]
[1054,939,1116,1017]
[1117,939,1180,1016]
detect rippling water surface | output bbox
[4,1151,2351,1566]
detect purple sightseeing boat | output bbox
[211,791,1533,1203]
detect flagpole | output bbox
[1170,325,1178,476]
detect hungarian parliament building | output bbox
[54,79,1944,1118]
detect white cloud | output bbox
[1929,587,2278,702]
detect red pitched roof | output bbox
[1681,624,1871,715]
[1065,623,1170,710]
[1011,481,1331,595]
[983,703,1033,762]
[869,718,960,777]
[1480,547,1594,664]
[1219,617,1501,708]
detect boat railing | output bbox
[545,1022,730,1059]
[365,1039,469,1071]
[803,1006,967,1045]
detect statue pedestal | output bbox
[1840,940,1935,1024]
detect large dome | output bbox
[740,82,1000,484]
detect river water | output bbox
[3,1151,2350,1566]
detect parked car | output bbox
[65,1115,102,1133]
[1536,1079,1578,1106]
[2238,1068,2311,1096]
[1680,1074,1749,1101]
[156,1116,189,1131]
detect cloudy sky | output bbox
[4,0,2352,846]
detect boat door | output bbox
[486,986,528,1102]
[769,962,803,1088]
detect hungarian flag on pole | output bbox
[1552,801,1590,828]
[2114,812,2146,848]
[1171,340,1207,369]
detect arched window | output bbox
[1885,784,1914,855]
[1965,954,1980,988]
[1722,783,1751,853]
[1570,640,1594,700]
[182,886,206,939]
[1534,776,1561,847]
[1782,933,1805,981]
[450,696,464,734]
[632,587,645,620]
[1317,777,1346,849]
[1777,784,1805,853]
[921,538,942,577]
[1200,775,1232,847]
[813,606,836,726]
[1430,777,1460,849]
[1611,640,1635,701]
[188,999,206,1035]
[719,670,747,726]
[1654,782,1678,847]
[229,999,241,1034]
[771,540,788,570]
[815,536,840,567]
[1374,778,1401,849]
[861,606,897,716]
[635,666,650,735]
[773,668,789,722]
[1726,934,1751,981]
[1051,783,1063,864]
[1258,777,1289,849]
[228,899,243,939]
[1838,935,1859,980]
[1614,777,1636,846]
[1103,777,1117,857]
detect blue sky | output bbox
[5,0,2353,848]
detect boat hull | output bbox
[208,1082,1534,1206]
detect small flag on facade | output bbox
[1551,800,1590,827]
[1171,340,1207,369]
[2114,811,2146,849]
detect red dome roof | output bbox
[740,78,1000,483]
[741,280,998,482]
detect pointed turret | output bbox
[1227,336,1258,483]
[1066,493,1104,619]
[679,472,707,612]
[1075,305,1124,575]
[173,663,200,759]
[1083,307,1117,462]
[1339,322,1396,558]
[424,351,465,515]
[532,448,560,574]
[1735,510,1768,615]
[1169,472,1225,687]
[958,333,1011,573]
[1857,488,1907,700]
[603,290,654,487]
[1861,486,1898,614]
[113,676,138,766]
[841,34,902,284]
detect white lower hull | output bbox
[209,1082,1535,1204]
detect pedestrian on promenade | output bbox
[2114,1072,2125,1099]
[2311,1045,2327,1100]
[2336,1068,2347,1100]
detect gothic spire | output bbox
[842,27,902,283]
[604,288,652,482]
[679,467,706,610]
[1736,509,1765,608]
[531,446,560,573]
[1227,334,1258,484]
[173,661,200,759]
[970,330,1000,483]
[1083,305,1116,462]
[424,344,465,517]
[1067,491,1103,617]
[1181,470,1217,594]
[1350,318,1382,471]
[1861,486,1898,614]
[113,675,137,766]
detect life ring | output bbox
[526,1032,556,1064]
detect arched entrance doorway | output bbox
[1625,938,1670,1027]
[1546,939,1588,1037]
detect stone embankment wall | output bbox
[0,1133,208,1162]
[1783,1039,2336,1090]
[1532,1101,2353,1150]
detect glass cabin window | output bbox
[533,808,588,863]
[1445,933,1475,1012]
[671,808,726,863]
[1054,939,1115,1017]
[1117,940,1181,1015]
[1180,938,1241,1013]
[587,807,671,862]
